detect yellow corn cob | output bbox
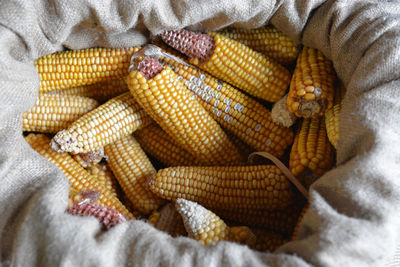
[51,92,152,154]
[25,133,134,220]
[271,94,297,128]
[287,47,336,118]
[225,130,255,163]
[175,198,233,246]
[291,205,309,240]
[160,29,291,102]
[289,117,334,187]
[160,53,293,158]
[22,94,99,133]
[50,77,129,103]
[148,203,187,237]
[325,82,345,149]
[72,149,105,168]
[36,47,140,92]
[87,163,119,197]
[127,56,242,166]
[214,200,306,235]
[104,135,165,215]
[134,122,201,167]
[248,228,287,252]
[229,226,257,247]
[148,165,296,211]
[217,26,299,66]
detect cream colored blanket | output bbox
[1,0,400,266]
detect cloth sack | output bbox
[1,0,400,266]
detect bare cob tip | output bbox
[135,57,164,80]
[271,95,297,127]
[51,130,77,153]
[160,29,215,63]
[73,148,105,168]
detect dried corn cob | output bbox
[289,117,334,187]
[22,94,99,133]
[160,29,291,102]
[148,165,296,211]
[217,26,299,65]
[325,82,345,149]
[50,77,129,103]
[229,226,256,247]
[134,122,200,167]
[51,92,152,154]
[25,133,134,219]
[159,50,293,158]
[105,135,165,215]
[87,163,119,197]
[67,198,126,230]
[73,149,105,168]
[225,130,255,163]
[248,228,287,252]
[127,56,242,166]
[214,200,306,235]
[291,205,309,240]
[148,203,187,237]
[287,47,336,118]
[175,199,233,245]
[271,94,297,128]
[36,47,140,92]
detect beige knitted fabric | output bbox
[1,0,400,266]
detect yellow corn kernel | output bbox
[25,133,133,220]
[148,165,296,211]
[325,82,345,149]
[87,163,119,197]
[134,122,201,167]
[50,77,129,103]
[36,47,140,92]
[127,57,242,166]
[289,117,334,187]
[160,29,291,102]
[104,135,165,215]
[51,92,152,154]
[22,94,99,133]
[287,47,336,118]
[217,25,299,66]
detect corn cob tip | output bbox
[271,95,297,128]
[73,149,105,168]
[133,57,164,80]
[51,130,77,153]
[160,29,215,63]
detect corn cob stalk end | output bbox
[271,94,297,128]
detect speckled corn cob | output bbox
[325,82,345,149]
[289,117,334,187]
[105,135,165,215]
[148,165,296,211]
[161,54,293,158]
[160,29,291,102]
[73,149,105,168]
[67,199,126,230]
[87,163,119,197]
[25,133,134,219]
[50,77,129,103]
[51,92,152,154]
[36,47,140,92]
[22,94,99,133]
[217,26,299,65]
[271,94,297,128]
[148,203,187,237]
[175,199,233,245]
[287,47,336,118]
[127,56,242,166]
[134,122,200,167]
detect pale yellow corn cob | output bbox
[87,163,119,197]
[127,56,242,166]
[161,54,294,158]
[25,133,134,220]
[175,199,233,246]
[73,149,105,168]
[22,94,99,133]
[51,92,152,154]
[36,47,140,92]
[271,94,297,128]
[134,122,201,167]
[104,135,165,215]
[160,29,291,102]
[325,82,345,149]
[148,203,187,237]
[217,26,299,65]
[50,77,129,103]
[148,165,296,211]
